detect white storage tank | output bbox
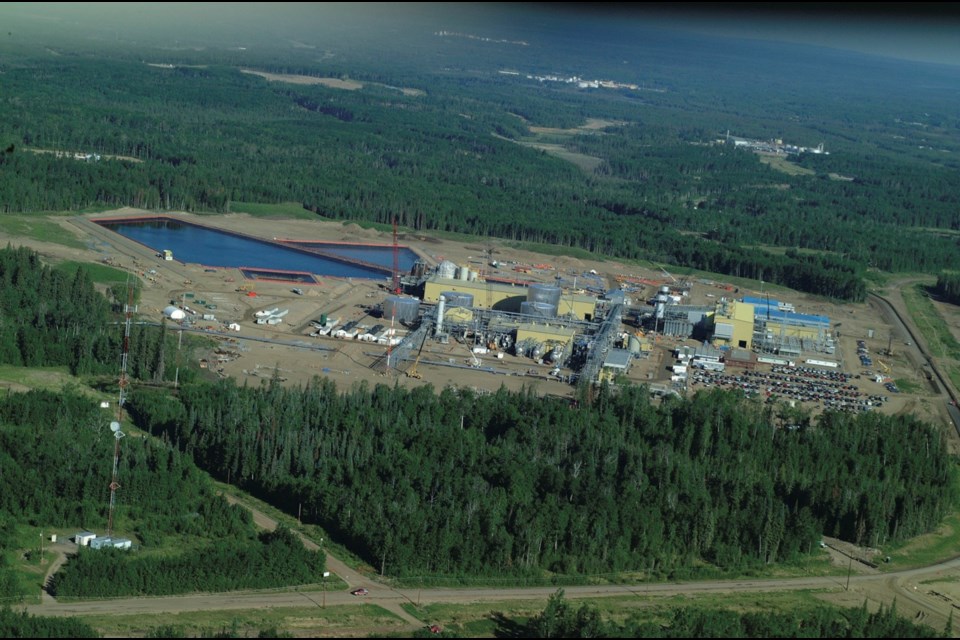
[458,265,470,281]
[163,305,186,321]
[437,260,458,280]
[382,296,421,323]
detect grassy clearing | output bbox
[0,215,86,249]
[76,603,404,638]
[227,201,316,220]
[212,481,360,586]
[862,269,890,289]
[902,284,960,360]
[514,140,604,172]
[758,154,816,176]
[52,260,130,285]
[745,244,840,258]
[893,378,922,394]
[0,364,94,394]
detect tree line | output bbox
[50,526,324,598]
[128,378,957,579]
[0,245,205,384]
[0,50,958,300]
[523,590,948,638]
[936,272,960,306]
[0,384,325,601]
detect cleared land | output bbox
[239,69,425,95]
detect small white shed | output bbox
[74,531,96,546]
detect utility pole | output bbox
[845,555,852,591]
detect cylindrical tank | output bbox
[163,305,186,321]
[411,260,427,278]
[547,344,565,364]
[527,283,562,308]
[520,301,557,318]
[437,260,457,280]
[441,291,474,308]
[867,328,874,339]
[659,285,671,295]
[628,335,642,354]
[458,265,470,281]
[320,313,327,326]
[467,269,477,282]
[382,296,421,323]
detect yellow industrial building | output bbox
[710,299,754,350]
[422,276,597,320]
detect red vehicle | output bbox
[350,587,369,596]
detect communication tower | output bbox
[107,277,135,536]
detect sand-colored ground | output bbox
[5,208,953,441]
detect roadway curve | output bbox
[22,494,960,636]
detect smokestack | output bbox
[435,295,446,335]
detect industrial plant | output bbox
[82,211,897,417]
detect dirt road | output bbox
[23,495,960,637]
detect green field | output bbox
[227,202,318,220]
[53,260,132,286]
[0,215,86,249]
[900,282,960,398]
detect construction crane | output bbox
[465,342,481,368]
[392,216,401,294]
[652,262,677,284]
[484,246,494,310]
[406,334,427,379]
[877,360,891,375]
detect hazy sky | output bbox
[649,3,960,67]
[2,3,959,67]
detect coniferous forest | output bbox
[130,379,957,579]
[0,387,326,600]
[936,272,960,306]
[0,6,958,300]
[524,590,948,638]
[1,6,959,636]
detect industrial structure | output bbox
[379,255,843,392]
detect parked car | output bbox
[350,587,369,596]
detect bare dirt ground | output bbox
[238,69,424,96]
[240,69,364,90]
[4,208,954,438]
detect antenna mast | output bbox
[107,277,135,536]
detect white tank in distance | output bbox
[163,305,186,321]
[437,260,458,280]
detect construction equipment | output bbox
[465,342,481,368]
[406,334,427,379]
[877,360,891,375]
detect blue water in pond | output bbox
[96,218,418,279]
